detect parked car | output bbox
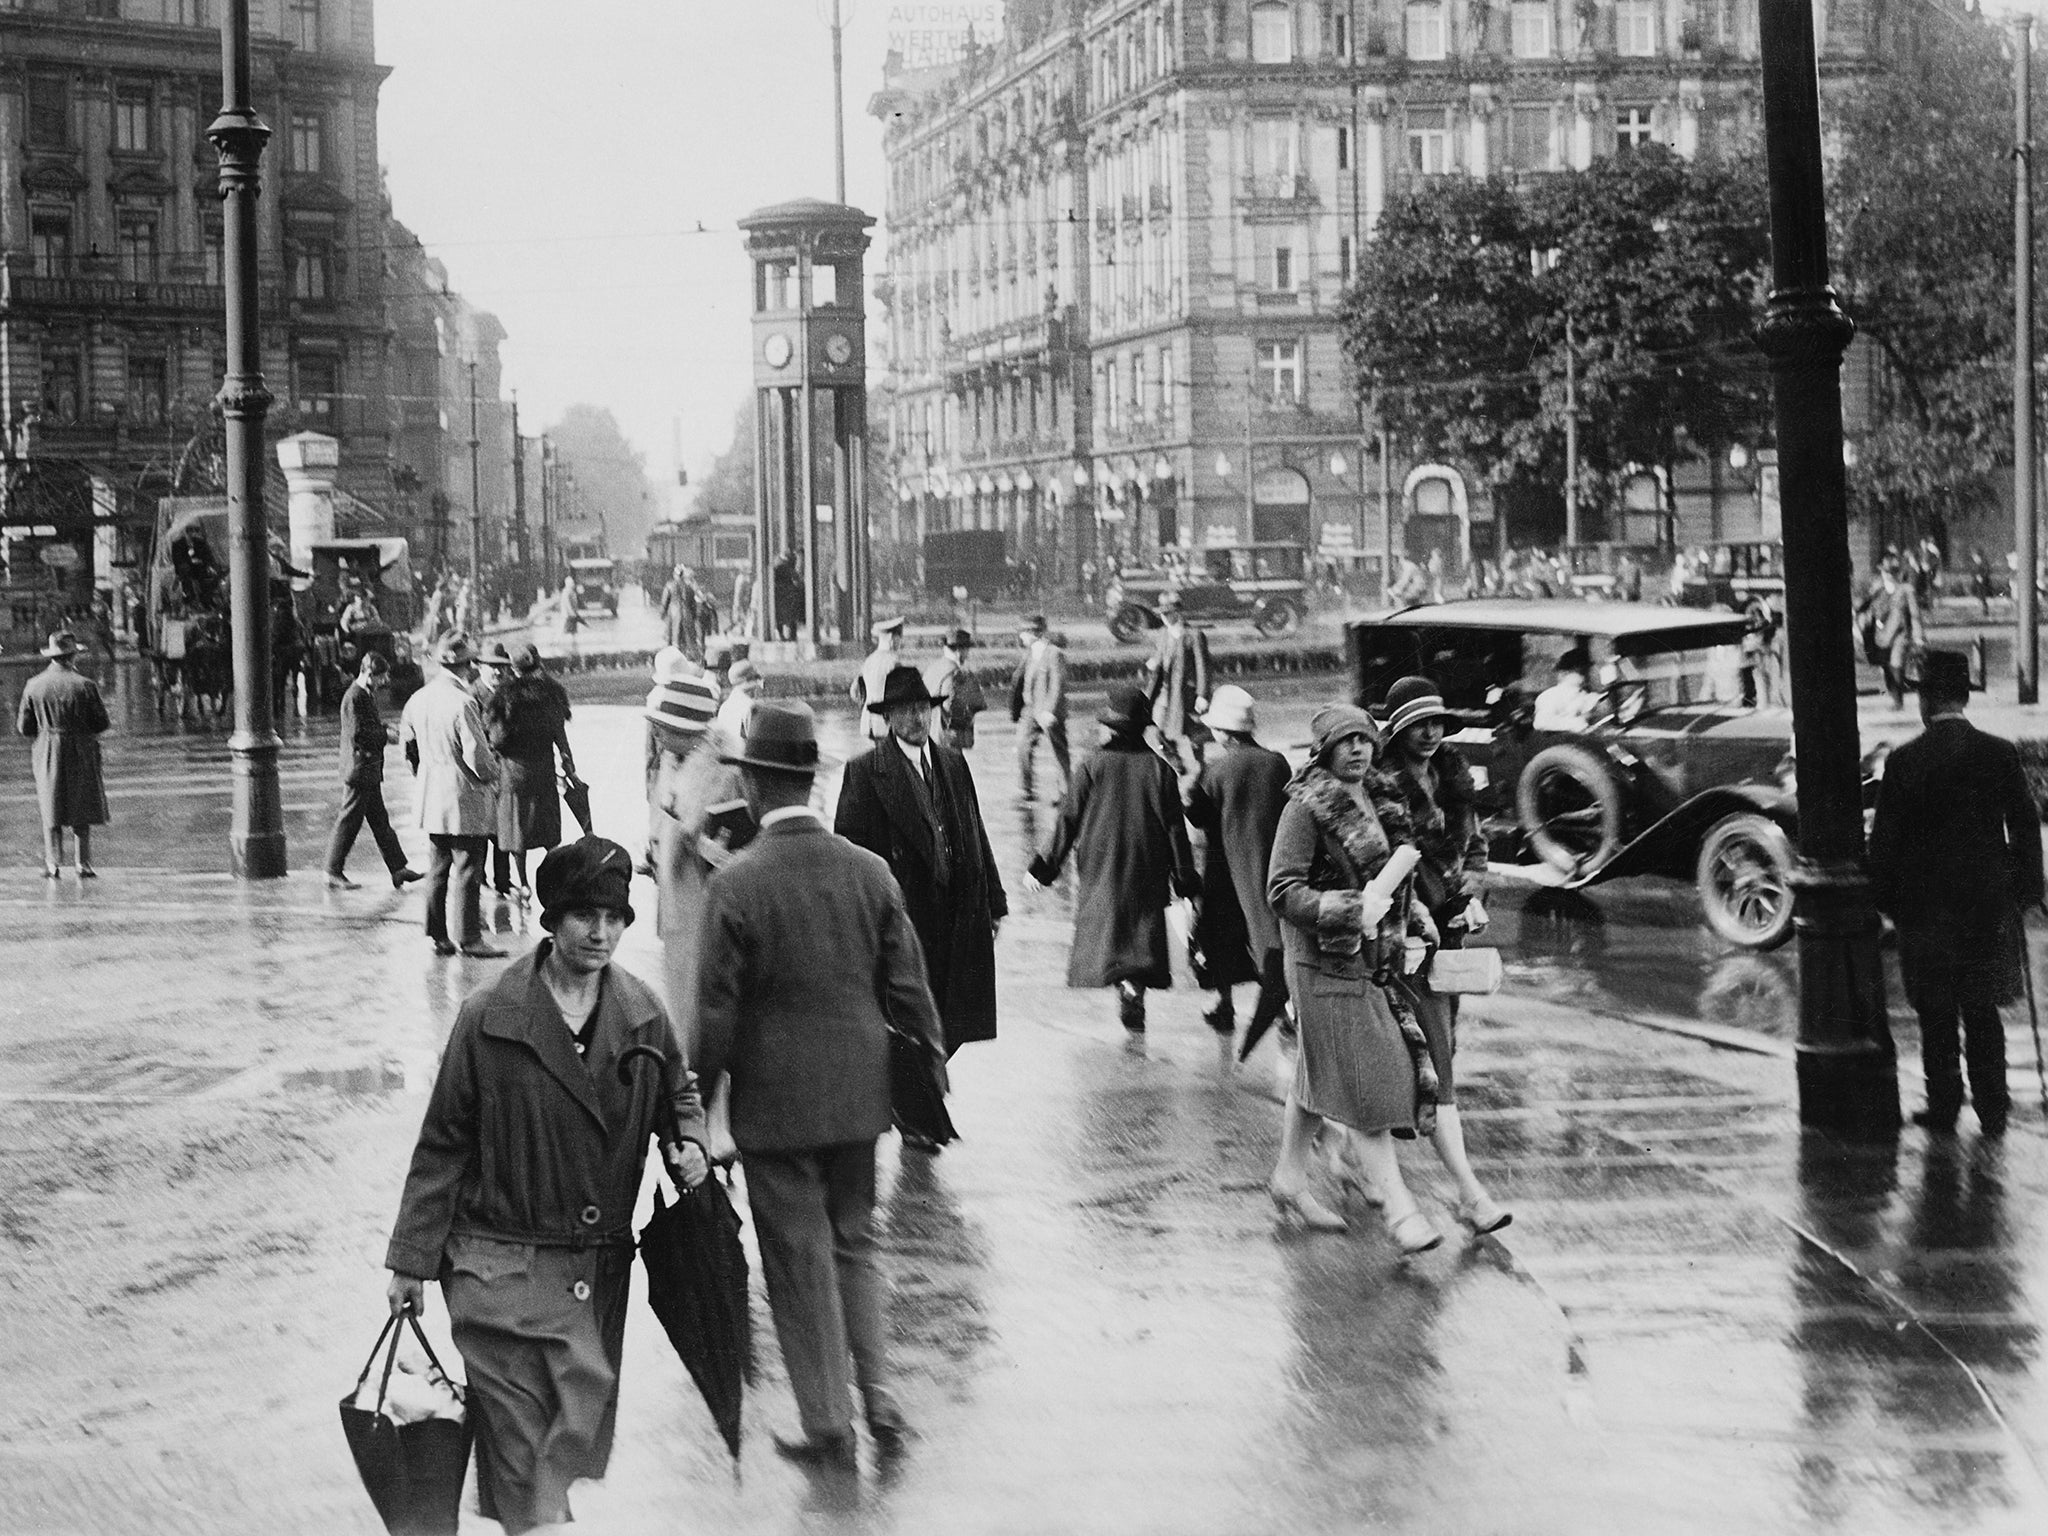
[1348,599,1838,950]
[1106,543,1307,642]
[568,557,619,617]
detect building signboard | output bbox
[889,3,1004,70]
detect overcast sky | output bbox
[378,0,913,514]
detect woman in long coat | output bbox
[1380,676,1511,1235]
[1266,705,1443,1253]
[386,840,707,1533]
[485,644,574,900]
[1184,684,1291,1044]
[1028,683,1196,1031]
[15,631,110,877]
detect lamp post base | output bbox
[228,731,287,879]
[1790,861,1899,1141]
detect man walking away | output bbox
[922,628,984,751]
[1869,649,2043,1137]
[835,666,1006,1077]
[694,702,944,1469]
[400,632,505,959]
[1009,614,1068,802]
[15,630,110,879]
[1143,591,1211,775]
[1857,552,1923,710]
[324,650,425,891]
[1028,684,1197,1033]
[1184,685,1291,1044]
[850,616,905,742]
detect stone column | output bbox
[1572,86,1601,171]
[1362,89,1388,235]
[1676,83,1705,160]
[1466,87,1495,178]
[275,431,340,573]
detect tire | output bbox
[1695,812,1796,951]
[1254,598,1301,637]
[1109,605,1147,644]
[1516,744,1625,876]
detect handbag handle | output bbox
[354,1310,458,1423]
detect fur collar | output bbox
[1287,762,1413,879]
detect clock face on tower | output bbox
[823,332,855,366]
[762,334,793,369]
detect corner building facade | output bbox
[875,0,1897,586]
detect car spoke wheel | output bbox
[1516,744,1625,876]
[1695,812,1795,951]
[1254,599,1301,637]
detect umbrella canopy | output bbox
[617,1044,750,1461]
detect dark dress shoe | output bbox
[460,942,509,959]
[1911,1109,1959,1134]
[1118,982,1146,1032]
[772,1430,857,1469]
[899,1130,942,1155]
[430,939,458,957]
[391,867,424,888]
[1202,1003,1236,1035]
[325,874,360,891]
[869,1417,913,1459]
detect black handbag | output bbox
[338,1311,473,1536]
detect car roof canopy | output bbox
[1356,599,1750,654]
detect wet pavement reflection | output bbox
[1,668,2046,1531]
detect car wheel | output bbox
[1254,598,1301,637]
[1109,605,1147,644]
[1516,744,1625,876]
[1695,812,1795,951]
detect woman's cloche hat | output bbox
[1204,684,1257,736]
[1381,675,1453,740]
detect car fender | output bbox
[1575,783,1795,887]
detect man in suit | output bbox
[1008,613,1068,801]
[400,631,505,959]
[694,702,945,1468]
[1857,552,1924,709]
[1869,649,2043,1136]
[1143,590,1212,773]
[835,666,1007,1079]
[323,650,424,891]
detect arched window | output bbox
[1251,3,1295,64]
[1413,476,1455,518]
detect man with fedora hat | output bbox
[1184,684,1291,1044]
[835,665,1007,1072]
[850,616,906,742]
[1143,590,1211,774]
[323,649,426,891]
[1870,649,2043,1136]
[16,630,110,878]
[400,631,505,958]
[694,700,944,1467]
[1009,614,1068,801]
[922,628,985,751]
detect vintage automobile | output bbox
[1350,599,1804,950]
[568,557,620,617]
[1106,542,1307,642]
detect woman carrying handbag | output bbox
[1264,705,1442,1254]
[1380,677,1512,1236]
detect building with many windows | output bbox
[0,0,399,632]
[873,0,1900,587]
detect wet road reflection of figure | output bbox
[1182,684,1291,1047]
[1381,678,1511,1235]
[1266,706,1443,1254]
[1869,649,2043,1136]
[1027,684,1197,1032]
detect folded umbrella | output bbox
[888,1020,957,1148]
[617,1044,751,1462]
[561,773,595,838]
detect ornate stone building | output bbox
[874,0,1904,585]
[0,0,394,622]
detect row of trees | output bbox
[1342,4,2037,551]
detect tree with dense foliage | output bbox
[1830,6,2027,550]
[1340,145,1770,536]
[544,405,661,557]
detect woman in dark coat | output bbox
[1184,684,1291,1046]
[485,643,575,901]
[1028,683,1197,1031]
[15,631,110,878]
[386,840,708,1533]
[1381,676,1511,1235]
[1266,705,1442,1253]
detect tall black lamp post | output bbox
[1756,0,1898,1137]
[209,0,285,878]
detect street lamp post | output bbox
[2015,16,2037,706]
[1756,0,1898,1138]
[209,0,285,879]
[467,359,483,629]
